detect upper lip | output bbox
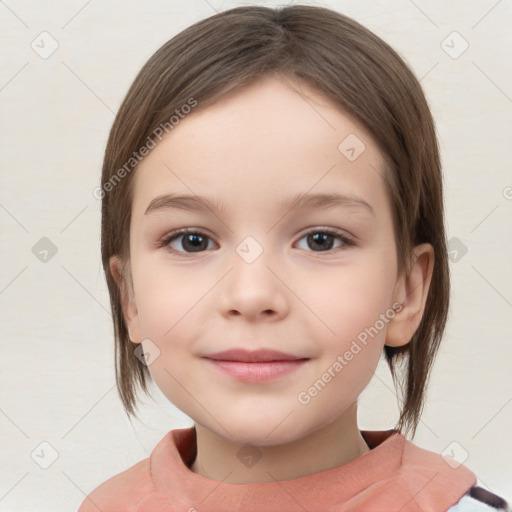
[203,349,307,363]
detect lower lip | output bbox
[204,358,308,382]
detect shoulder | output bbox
[448,486,512,512]
[77,457,156,512]
[391,436,510,511]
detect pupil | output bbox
[184,234,207,252]
[309,233,333,251]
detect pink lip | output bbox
[202,349,309,382]
[204,359,308,382]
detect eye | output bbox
[295,228,354,253]
[159,227,355,256]
[160,229,216,255]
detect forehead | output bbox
[131,76,388,218]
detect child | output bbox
[79,4,510,511]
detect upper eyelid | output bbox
[163,226,351,238]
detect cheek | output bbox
[312,258,396,339]
[132,257,210,339]
[133,265,206,407]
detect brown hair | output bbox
[100,4,449,439]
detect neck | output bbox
[189,402,370,484]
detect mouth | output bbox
[202,349,309,382]
[203,348,307,363]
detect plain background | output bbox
[0,0,511,510]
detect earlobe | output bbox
[109,255,143,344]
[385,243,434,348]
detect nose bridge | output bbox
[219,233,287,319]
[235,234,267,266]
[232,233,276,293]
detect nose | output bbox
[218,247,289,322]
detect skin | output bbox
[110,74,433,484]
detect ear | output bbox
[385,243,434,348]
[109,255,143,344]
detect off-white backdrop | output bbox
[0,1,511,510]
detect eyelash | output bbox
[158,227,355,256]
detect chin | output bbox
[220,418,309,447]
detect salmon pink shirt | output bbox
[77,426,509,512]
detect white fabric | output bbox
[448,493,511,512]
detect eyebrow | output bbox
[144,192,375,217]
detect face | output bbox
[116,75,410,446]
